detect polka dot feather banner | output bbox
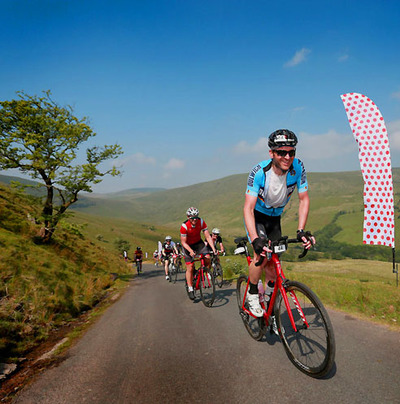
[341,93,395,248]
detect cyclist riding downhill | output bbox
[180,207,217,300]
[243,129,315,330]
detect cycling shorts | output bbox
[163,252,174,260]
[183,240,210,264]
[252,210,282,242]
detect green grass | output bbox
[221,255,400,329]
[0,183,132,359]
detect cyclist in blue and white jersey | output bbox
[243,129,315,318]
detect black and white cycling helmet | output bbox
[268,129,298,150]
[212,228,220,234]
[165,236,172,241]
[186,207,199,217]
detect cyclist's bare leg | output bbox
[249,253,275,284]
[265,260,276,284]
[164,259,169,276]
[248,252,265,284]
[186,262,194,287]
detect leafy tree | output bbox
[114,237,131,255]
[0,91,123,242]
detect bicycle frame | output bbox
[239,239,309,332]
[192,254,212,290]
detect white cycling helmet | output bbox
[165,235,172,241]
[212,228,220,235]
[186,207,199,217]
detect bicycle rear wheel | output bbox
[199,267,215,307]
[275,280,335,378]
[236,275,265,341]
[213,263,224,288]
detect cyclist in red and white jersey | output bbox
[180,207,217,300]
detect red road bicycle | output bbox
[185,254,216,307]
[235,236,336,378]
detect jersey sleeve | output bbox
[180,222,188,236]
[246,163,263,197]
[201,219,208,231]
[296,159,308,193]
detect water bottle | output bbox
[264,281,275,307]
[258,280,265,303]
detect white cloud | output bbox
[164,158,185,170]
[284,48,311,67]
[116,152,156,166]
[338,53,349,62]
[291,106,305,113]
[297,129,356,160]
[233,137,267,155]
[391,91,400,100]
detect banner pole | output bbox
[393,248,398,287]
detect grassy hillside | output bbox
[72,169,400,259]
[0,183,131,359]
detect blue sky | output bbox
[1,0,400,192]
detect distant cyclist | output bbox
[162,236,178,281]
[134,246,143,274]
[180,207,217,300]
[153,249,159,266]
[243,129,315,317]
[205,228,226,255]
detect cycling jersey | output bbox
[162,241,175,254]
[180,218,208,245]
[134,250,143,260]
[246,158,308,216]
[205,235,223,249]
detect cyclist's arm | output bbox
[180,234,194,256]
[297,190,310,231]
[203,229,217,254]
[243,193,259,243]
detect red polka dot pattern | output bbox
[341,93,395,248]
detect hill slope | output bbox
[71,169,400,249]
[0,183,130,359]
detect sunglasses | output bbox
[189,217,199,220]
[274,149,296,157]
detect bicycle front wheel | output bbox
[275,281,335,378]
[213,263,224,288]
[171,264,178,284]
[236,275,265,341]
[199,268,215,307]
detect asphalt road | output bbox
[14,264,400,404]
